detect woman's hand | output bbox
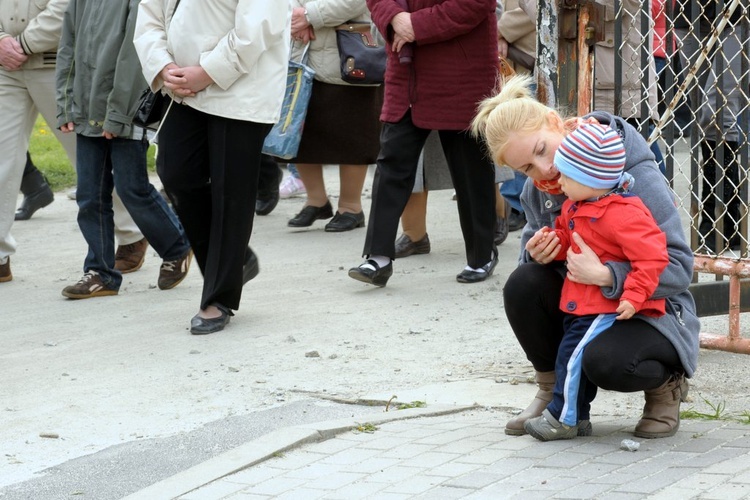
[391,12,415,43]
[565,232,613,286]
[162,64,213,97]
[293,26,316,44]
[526,227,561,264]
[291,6,310,34]
[497,36,509,58]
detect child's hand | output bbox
[526,227,560,264]
[616,300,636,320]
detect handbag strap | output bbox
[335,23,371,34]
[289,41,311,64]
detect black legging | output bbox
[503,262,684,393]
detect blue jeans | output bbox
[75,135,190,289]
[499,170,527,213]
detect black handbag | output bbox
[132,0,181,132]
[132,88,165,131]
[335,22,385,85]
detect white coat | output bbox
[134,0,291,124]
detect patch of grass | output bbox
[680,397,749,424]
[397,401,426,410]
[354,422,378,434]
[29,116,75,191]
[28,116,157,193]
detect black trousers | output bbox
[503,262,684,393]
[157,101,271,311]
[363,111,496,268]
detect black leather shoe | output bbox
[15,184,54,221]
[243,247,259,285]
[348,259,393,287]
[394,233,431,259]
[324,211,365,232]
[190,304,233,335]
[288,201,334,227]
[456,251,498,283]
[255,166,284,215]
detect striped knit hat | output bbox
[554,123,627,190]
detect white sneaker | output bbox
[279,176,306,198]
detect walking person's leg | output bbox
[198,115,269,312]
[0,69,39,277]
[438,130,496,279]
[349,112,429,287]
[111,137,192,290]
[62,134,120,298]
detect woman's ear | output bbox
[546,110,564,132]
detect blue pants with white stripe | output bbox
[547,313,618,427]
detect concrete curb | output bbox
[123,404,477,500]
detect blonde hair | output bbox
[471,74,560,166]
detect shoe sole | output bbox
[324,221,365,233]
[633,425,679,439]
[456,272,490,284]
[0,275,12,283]
[117,257,146,274]
[525,424,577,442]
[255,196,280,216]
[395,248,430,259]
[395,241,431,259]
[191,316,230,335]
[456,256,498,283]
[288,215,332,228]
[15,190,55,221]
[62,289,119,299]
[348,269,389,287]
[243,260,260,285]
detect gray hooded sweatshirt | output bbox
[518,111,700,377]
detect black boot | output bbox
[15,153,54,221]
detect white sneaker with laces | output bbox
[279,176,306,198]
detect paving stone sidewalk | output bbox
[130,407,750,499]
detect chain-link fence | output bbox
[538,0,750,258]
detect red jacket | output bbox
[552,194,669,317]
[367,0,498,130]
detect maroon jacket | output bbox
[367,0,498,130]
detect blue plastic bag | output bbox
[263,48,316,160]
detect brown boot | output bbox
[115,238,149,274]
[634,374,689,439]
[505,370,555,436]
[0,257,12,283]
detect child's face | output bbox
[558,173,601,202]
